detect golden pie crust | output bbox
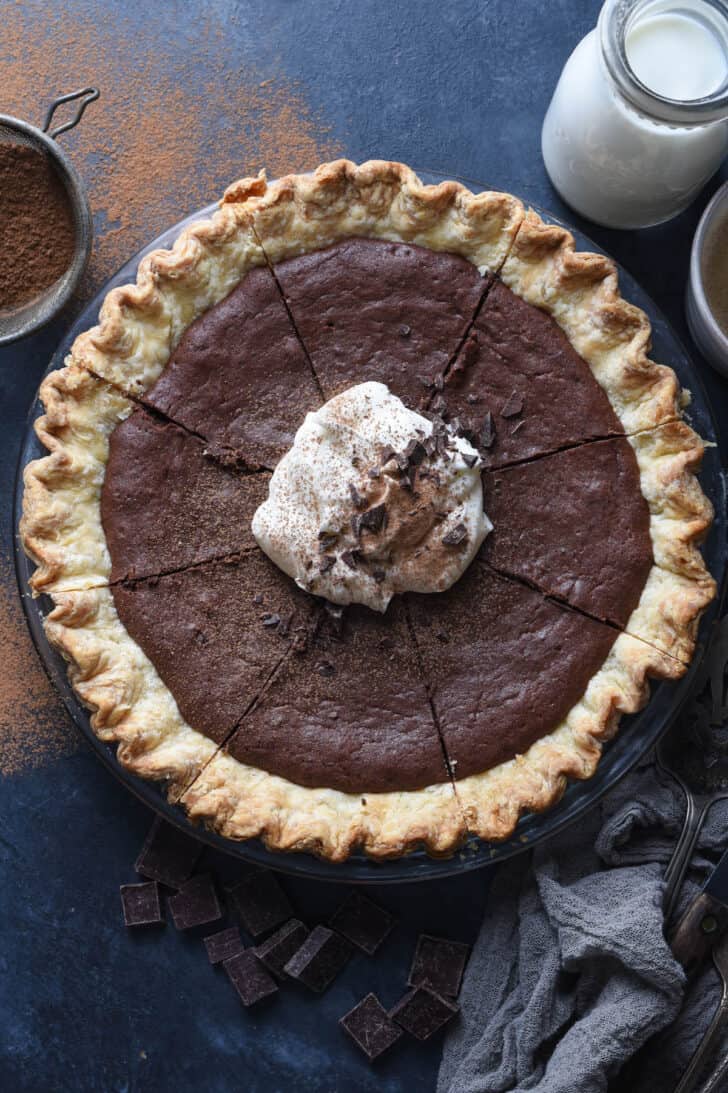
[21,160,716,860]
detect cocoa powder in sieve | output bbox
[0,143,76,312]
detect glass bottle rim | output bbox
[599,0,728,125]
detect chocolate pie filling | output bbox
[112,552,317,744]
[143,264,322,470]
[274,238,488,405]
[103,238,654,793]
[439,279,624,468]
[225,601,450,793]
[406,564,618,778]
[102,407,270,582]
[483,437,653,626]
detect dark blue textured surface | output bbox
[2,2,728,1090]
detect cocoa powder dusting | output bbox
[3,5,343,774]
[0,143,76,311]
[2,5,343,289]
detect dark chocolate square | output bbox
[120,881,163,927]
[229,870,293,938]
[134,817,202,888]
[340,993,403,1062]
[283,925,352,993]
[168,873,222,930]
[389,986,459,1041]
[204,926,245,964]
[407,934,470,997]
[329,891,395,955]
[224,949,279,1007]
[254,919,309,978]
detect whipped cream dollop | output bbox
[252,382,491,612]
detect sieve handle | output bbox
[42,87,99,140]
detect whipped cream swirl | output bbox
[252,382,491,612]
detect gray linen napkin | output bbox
[438,619,728,1093]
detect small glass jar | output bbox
[541,0,728,229]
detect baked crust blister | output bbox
[20,160,717,858]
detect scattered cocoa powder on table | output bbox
[0,142,76,312]
[0,555,77,777]
[1,4,344,290]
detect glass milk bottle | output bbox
[542,0,728,228]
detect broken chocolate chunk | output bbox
[283,925,353,992]
[442,523,468,547]
[372,568,386,583]
[134,817,202,889]
[168,873,222,930]
[407,934,470,997]
[349,482,365,509]
[340,993,403,1062]
[255,918,309,978]
[329,890,395,955]
[224,949,279,1006]
[479,411,495,451]
[261,612,280,628]
[359,503,386,534]
[389,986,459,1040]
[229,870,293,938]
[500,390,524,418]
[463,452,478,468]
[398,324,411,337]
[120,881,163,928]
[318,531,338,551]
[317,660,336,677]
[204,926,245,964]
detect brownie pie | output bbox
[22,160,715,860]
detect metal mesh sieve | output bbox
[0,88,99,345]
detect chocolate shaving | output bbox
[479,411,495,450]
[399,323,411,337]
[372,569,386,583]
[261,612,281,628]
[359,503,387,534]
[319,554,336,574]
[252,593,263,605]
[463,453,478,468]
[442,524,468,547]
[348,482,365,509]
[341,549,360,570]
[500,390,524,418]
[317,660,336,677]
[510,420,524,435]
[318,531,338,552]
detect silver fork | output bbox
[658,739,728,923]
[673,931,728,1093]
